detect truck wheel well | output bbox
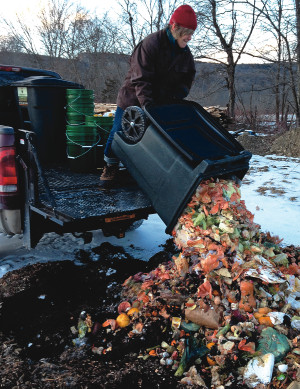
[0,209,22,235]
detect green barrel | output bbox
[66,125,99,172]
[66,89,95,125]
[85,115,114,167]
[66,89,94,97]
[85,116,113,140]
[67,105,94,114]
[66,112,86,125]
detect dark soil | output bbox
[0,240,189,389]
[237,133,278,156]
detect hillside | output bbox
[0,51,290,112]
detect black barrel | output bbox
[12,76,83,163]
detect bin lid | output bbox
[145,101,244,163]
[11,76,83,89]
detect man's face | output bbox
[177,32,193,49]
[171,24,194,48]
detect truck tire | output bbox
[121,106,147,143]
[0,209,22,235]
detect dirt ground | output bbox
[0,129,299,389]
[237,128,300,158]
[0,241,185,389]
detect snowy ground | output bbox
[0,154,299,278]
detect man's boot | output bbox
[99,164,119,186]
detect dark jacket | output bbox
[116,28,196,109]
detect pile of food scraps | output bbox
[73,179,300,388]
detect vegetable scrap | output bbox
[72,178,300,388]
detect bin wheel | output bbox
[121,106,147,143]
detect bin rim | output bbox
[143,100,244,164]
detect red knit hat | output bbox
[169,4,197,31]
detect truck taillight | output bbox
[0,65,21,72]
[0,148,18,193]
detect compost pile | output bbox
[89,179,300,388]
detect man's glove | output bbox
[142,101,154,111]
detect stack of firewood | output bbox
[94,103,117,115]
[204,105,232,128]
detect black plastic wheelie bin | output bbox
[111,100,252,234]
[12,76,83,163]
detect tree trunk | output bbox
[295,0,300,127]
[275,1,282,126]
[226,56,236,119]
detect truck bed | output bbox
[33,165,154,228]
[18,128,155,248]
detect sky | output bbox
[2,0,118,20]
[1,0,282,64]
[0,152,299,279]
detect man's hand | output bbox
[142,102,153,111]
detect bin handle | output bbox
[66,119,86,126]
[84,115,113,135]
[66,132,101,159]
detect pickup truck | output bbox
[0,65,154,249]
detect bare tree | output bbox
[37,0,74,58]
[244,0,298,127]
[2,13,43,67]
[117,0,180,52]
[295,0,300,126]
[0,35,24,53]
[2,0,115,57]
[192,0,263,119]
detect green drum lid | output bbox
[66,89,94,97]
[67,102,94,108]
[67,106,94,114]
[67,112,85,119]
[67,111,85,117]
[66,124,97,134]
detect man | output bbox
[100,4,197,183]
